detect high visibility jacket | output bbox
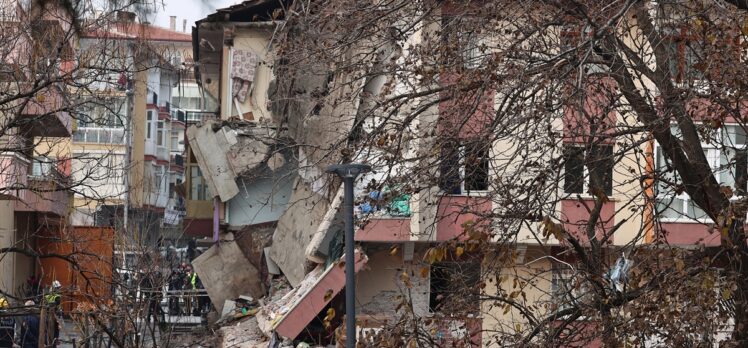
[45,293,61,306]
[190,273,197,289]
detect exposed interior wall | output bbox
[227,28,274,122]
[228,168,295,228]
[356,247,429,317]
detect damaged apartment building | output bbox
[186,0,683,347]
[188,1,482,346]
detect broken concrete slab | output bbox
[192,233,265,314]
[266,251,368,340]
[268,178,332,286]
[305,186,344,264]
[187,120,274,202]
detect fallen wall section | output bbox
[192,232,265,314]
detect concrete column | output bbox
[0,201,15,295]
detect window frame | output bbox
[550,268,591,315]
[439,140,491,196]
[562,144,614,197]
[654,125,748,223]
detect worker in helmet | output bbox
[44,281,62,347]
[20,300,39,348]
[0,297,14,347]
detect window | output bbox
[551,269,590,312]
[662,29,704,82]
[429,261,481,314]
[146,111,153,139]
[439,140,490,195]
[190,166,212,200]
[563,144,613,196]
[441,16,484,69]
[76,98,126,131]
[31,157,54,177]
[157,121,164,146]
[170,130,179,150]
[655,124,747,221]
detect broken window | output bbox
[563,144,613,196]
[439,140,490,195]
[429,260,481,314]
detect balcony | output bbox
[355,190,412,242]
[0,153,29,200]
[72,127,125,144]
[15,159,70,216]
[156,146,169,161]
[436,196,492,241]
[20,85,72,137]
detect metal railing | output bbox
[73,127,125,144]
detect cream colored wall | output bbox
[0,201,15,295]
[130,67,148,209]
[481,254,553,347]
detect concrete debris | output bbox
[263,251,368,340]
[268,178,332,286]
[217,316,268,348]
[305,186,344,264]
[187,120,274,201]
[267,152,286,172]
[192,233,265,314]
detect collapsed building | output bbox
[188,1,455,346]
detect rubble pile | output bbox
[217,316,267,348]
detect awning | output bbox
[267,250,368,340]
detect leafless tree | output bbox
[266,0,748,346]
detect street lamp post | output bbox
[326,163,371,348]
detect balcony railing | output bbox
[171,154,184,166]
[73,127,125,144]
[185,111,218,123]
[356,190,411,218]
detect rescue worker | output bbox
[20,300,39,348]
[0,297,14,347]
[44,281,62,347]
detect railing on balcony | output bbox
[171,154,184,166]
[17,158,70,215]
[185,111,218,123]
[30,158,67,184]
[73,127,125,144]
[356,190,411,218]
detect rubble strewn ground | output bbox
[217,317,268,348]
